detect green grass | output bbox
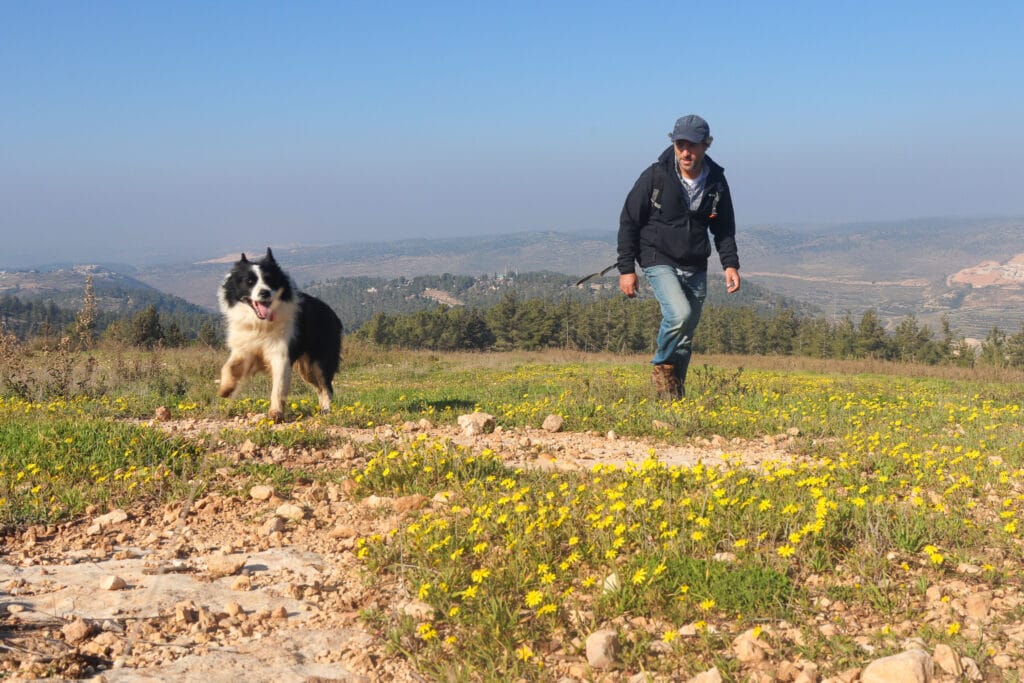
[3,341,1024,679]
[0,397,203,525]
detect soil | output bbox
[0,414,804,682]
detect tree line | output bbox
[358,292,1024,368]
[0,295,220,349]
[7,282,1024,369]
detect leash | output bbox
[575,264,618,287]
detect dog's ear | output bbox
[240,253,248,262]
[265,247,275,262]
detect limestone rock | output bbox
[861,649,933,683]
[175,600,199,624]
[932,643,962,676]
[88,509,130,535]
[542,414,564,433]
[394,494,428,514]
[99,575,127,591]
[732,628,768,663]
[457,412,495,436]
[402,600,435,620]
[585,628,618,669]
[328,524,357,539]
[230,575,252,591]
[964,592,991,620]
[61,617,96,644]
[206,553,247,578]
[275,502,307,521]
[687,668,723,683]
[261,516,285,535]
[794,664,819,683]
[249,485,275,501]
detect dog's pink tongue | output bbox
[254,301,270,320]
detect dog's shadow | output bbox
[407,399,477,413]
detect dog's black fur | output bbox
[217,248,342,420]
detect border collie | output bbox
[217,248,343,421]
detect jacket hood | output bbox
[656,145,725,176]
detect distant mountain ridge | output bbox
[135,230,620,311]
[5,217,1024,337]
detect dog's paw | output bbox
[268,409,284,423]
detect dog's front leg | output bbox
[268,355,293,422]
[218,353,248,398]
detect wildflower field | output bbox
[2,342,1024,680]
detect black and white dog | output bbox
[217,248,342,421]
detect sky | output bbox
[2,1,1023,267]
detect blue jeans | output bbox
[643,266,707,387]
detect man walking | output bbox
[617,114,741,399]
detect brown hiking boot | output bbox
[652,363,682,400]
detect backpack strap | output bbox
[649,162,663,211]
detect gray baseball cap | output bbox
[669,114,710,143]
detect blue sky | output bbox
[2,1,1023,266]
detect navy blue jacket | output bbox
[617,146,739,274]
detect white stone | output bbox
[687,667,723,683]
[249,485,275,501]
[542,414,564,433]
[932,643,962,676]
[960,657,982,681]
[964,592,991,619]
[262,517,285,535]
[861,649,933,683]
[585,629,618,669]
[275,503,306,521]
[457,412,495,436]
[87,509,130,535]
[206,554,247,578]
[99,575,127,590]
[732,629,767,663]
[794,663,819,683]
[402,600,435,620]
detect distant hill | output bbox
[134,231,621,311]
[739,216,1024,336]
[305,271,815,332]
[10,216,1024,339]
[0,264,217,338]
[0,260,812,339]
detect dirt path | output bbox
[0,415,798,681]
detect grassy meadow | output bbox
[3,337,1024,680]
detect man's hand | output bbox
[619,273,638,298]
[724,267,741,293]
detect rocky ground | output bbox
[0,414,1012,682]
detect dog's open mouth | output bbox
[245,298,275,321]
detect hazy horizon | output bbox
[4,3,1023,268]
[4,214,1023,272]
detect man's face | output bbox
[674,139,708,177]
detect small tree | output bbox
[72,274,98,350]
[129,305,164,348]
[978,327,1007,367]
[197,322,223,348]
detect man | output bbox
[617,114,741,399]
